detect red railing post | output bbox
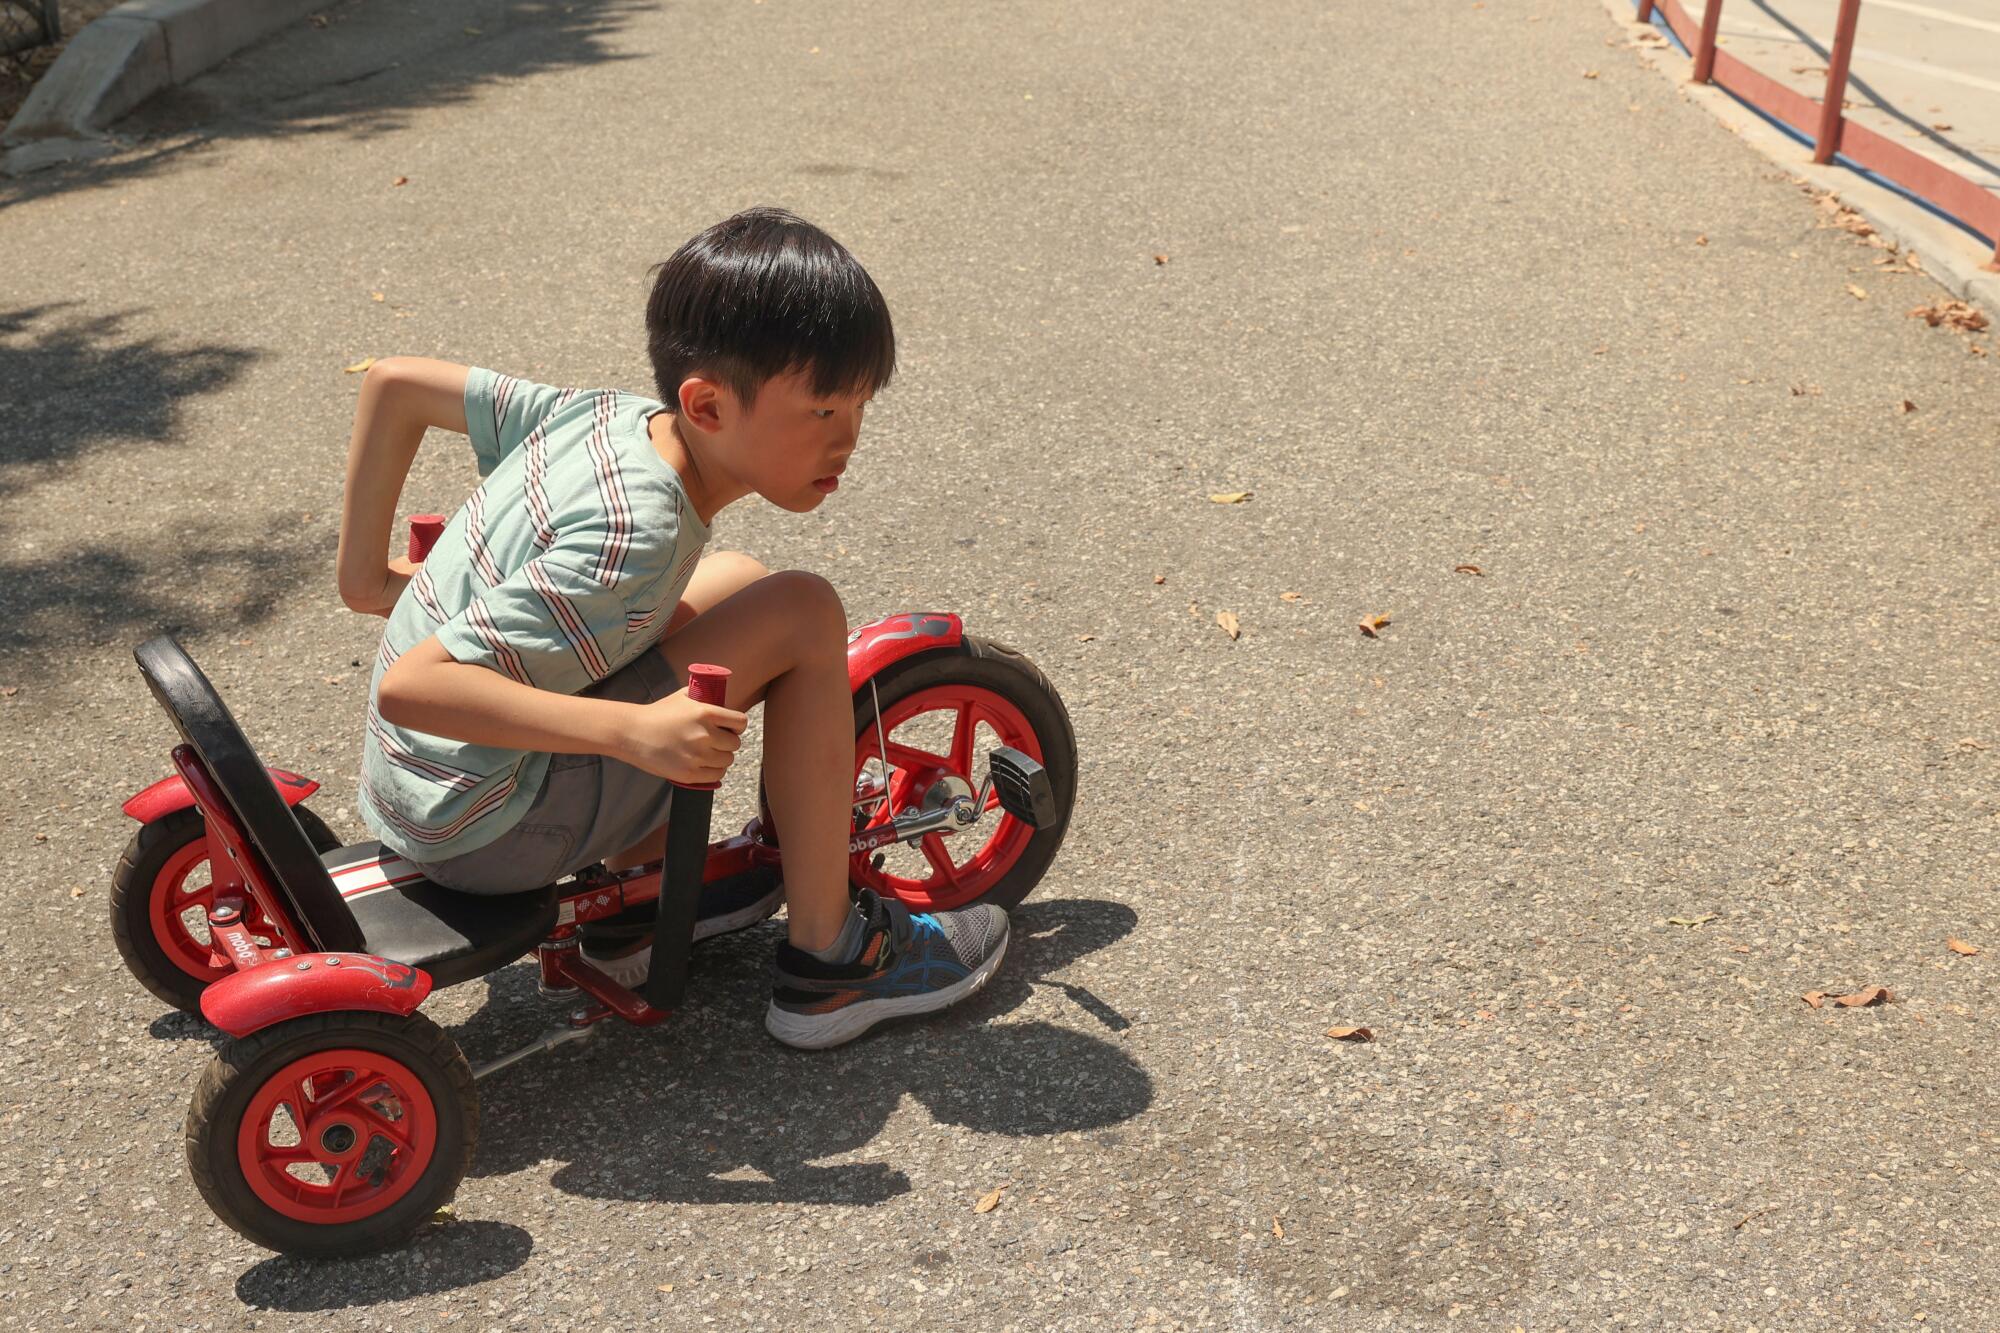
[1692,0,1725,84]
[1638,0,1656,21]
[1813,0,1864,164]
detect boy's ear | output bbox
[675,375,729,434]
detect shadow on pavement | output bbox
[235,1219,535,1310]
[459,897,1151,1206]
[1,0,660,204]
[0,302,312,671]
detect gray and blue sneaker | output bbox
[765,888,1010,1050]
[581,868,784,988]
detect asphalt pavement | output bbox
[0,0,1996,1328]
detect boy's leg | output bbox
[601,550,770,875]
[644,569,856,953]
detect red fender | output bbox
[199,953,432,1038]
[846,611,963,693]
[122,767,319,823]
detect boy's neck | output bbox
[647,410,747,526]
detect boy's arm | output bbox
[335,358,472,615]
[377,636,745,783]
[376,636,638,758]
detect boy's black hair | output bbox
[645,206,895,414]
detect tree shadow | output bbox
[0,302,311,672]
[1,0,660,202]
[455,897,1150,1207]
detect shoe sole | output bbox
[582,882,785,989]
[762,922,1011,1051]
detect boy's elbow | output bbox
[374,659,423,729]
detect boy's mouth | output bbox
[812,474,840,494]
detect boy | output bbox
[332,206,1007,1050]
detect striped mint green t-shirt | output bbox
[355,367,709,864]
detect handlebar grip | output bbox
[407,514,446,562]
[674,664,732,792]
[685,663,731,707]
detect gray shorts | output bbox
[411,648,684,895]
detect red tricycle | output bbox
[111,606,1075,1259]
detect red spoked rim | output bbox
[236,1047,439,1224]
[148,837,286,984]
[850,684,1045,912]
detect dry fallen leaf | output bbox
[1273,1216,1285,1239]
[1901,400,1917,413]
[1933,122,1953,131]
[1279,590,1302,602]
[656,1283,674,1293]
[1453,564,1484,576]
[391,175,409,187]
[1357,614,1391,638]
[369,291,386,302]
[1947,939,1980,957]
[1908,300,1989,333]
[0,685,16,697]
[67,885,84,898]
[1803,986,1893,1009]
[1325,1026,1374,1042]
[1582,69,1600,79]
[1667,914,1718,927]
[1153,574,1166,585]
[1695,234,1708,246]
[1209,491,1252,504]
[975,1183,1009,1214]
[1216,610,1241,640]
[1153,253,1169,265]
[1845,284,1867,300]
[1076,634,1095,642]
[343,357,377,374]
[1960,738,1989,751]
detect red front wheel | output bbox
[186,1011,477,1258]
[847,636,1077,913]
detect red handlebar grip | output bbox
[407,514,446,562]
[685,663,731,707]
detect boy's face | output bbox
[725,367,871,514]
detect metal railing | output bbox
[1,1,61,65]
[1636,0,2000,268]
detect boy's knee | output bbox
[708,550,770,586]
[765,570,847,646]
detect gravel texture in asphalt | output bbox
[0,0,1995,1327]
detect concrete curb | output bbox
[1597,0,2000,321]
[1,0,325,175]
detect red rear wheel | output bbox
[236,1047,440,1224]
[112,806,339,1014]
[187,1011,476,1258]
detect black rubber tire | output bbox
[111,805,343,1015]
[185,1010,477,1259]
[849,635,1077,913]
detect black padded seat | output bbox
[322,842,557,989]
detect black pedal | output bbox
[988,747,1057,829]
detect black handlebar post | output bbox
[642,664,731,1011]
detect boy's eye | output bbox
[813,409,835,419]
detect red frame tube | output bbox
[1691,0,1724,85]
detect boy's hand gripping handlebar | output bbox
[643,663,732,1010]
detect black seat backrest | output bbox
[134,635,364,954]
